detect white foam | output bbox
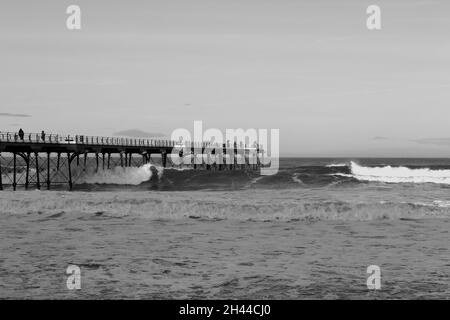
[76,164,162,185]
[326,163,348,167]
[433,200,450,208]
[2,190,449,221]
[346,161,450,185]
[292,173,304,184]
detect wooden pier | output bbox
[0,131,261,190]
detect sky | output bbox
[1,0,450,157]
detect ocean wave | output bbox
[336,162,450,185]
[326,163,348,168]
[291,173,304,184]
[76,164,163,185]
[2,191,449,222]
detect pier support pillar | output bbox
[0,153,3,190]
[162,152,167,168]
[67,153,72,190]
[57,153,60,171]
[25,152,30,190]
[13,153,16,191]
[107,153,111,169]
[95,153,99,172]
[102,153,105,171]
[120,152,124,168]
[35,153,40,190]
[229,149,233,170]
[47,152,51,190]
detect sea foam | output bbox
[337,162,450,185]
[76,164,162,185]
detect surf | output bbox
[76,163,163,185]
[341,161,450,185]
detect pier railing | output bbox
[0,131,258,149]
[0,131,177,147]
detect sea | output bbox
[0,158,449,299]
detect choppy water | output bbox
[0,158,449,299]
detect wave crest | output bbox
[76,164,162,185]
[326,163,348,167]
[344,162,450,185]
[2,191,449,222]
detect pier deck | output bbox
[0,131,260,190]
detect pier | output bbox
[0,131,261,190]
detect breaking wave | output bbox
[326,163,348,167]
[1,191,449,221]
[337,162,450,185]
[76,164,163,185]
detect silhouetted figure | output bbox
[18,128,24,141]
[41,130,45,142]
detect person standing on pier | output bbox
[18,128,24,141]
[41,130,46,142]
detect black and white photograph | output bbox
[0,0,449,306]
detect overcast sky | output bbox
[1,0,450,157]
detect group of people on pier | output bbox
[10,129,46,142]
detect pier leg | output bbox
[47,152,51,190]
[67,153,72,190]
[229,150,233,170]
[95,153,99,172]
[76,154,79,166]
[25,153,30,190]
[120,153,124,167]
[202,147,206,169]
[13,153,16,191]
[142,154,146,165]
[107,153,111,169]
[128,153,132,167]
[218,152,222,171]
[84,153,87,171]
[206,149,211,170]
[162,152,167,168]
[57,153,60,171]
[0,153,3,190]
[35,153,40,190]
[102,153,105,171]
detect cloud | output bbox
[114,129,166,138]
[0,112,31,118]
[373,136,389,140]
[412,138,450,147]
